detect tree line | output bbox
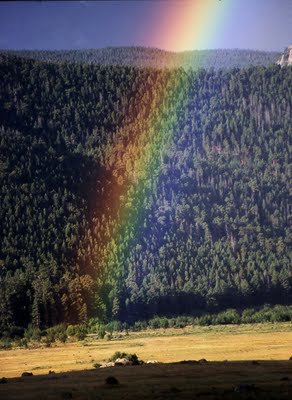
[1,47,280,70]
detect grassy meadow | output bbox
[1,323,292,399]
[1,323,292,378]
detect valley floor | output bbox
[1,323,292,379]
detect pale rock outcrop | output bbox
[114,357,132,366]
[99,361,115,368]
[277,45,292,67]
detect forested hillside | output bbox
[0,54,291,334]
[1,47,280,70]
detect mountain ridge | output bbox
[0,47,281,70]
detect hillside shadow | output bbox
[1,360,292,400]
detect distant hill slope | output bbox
[0,53,291,332]
[0,47,280,69]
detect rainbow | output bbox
[96,0,232,316]
[151,0,232,52]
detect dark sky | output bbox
[0,0,291,51]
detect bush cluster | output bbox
[131,305,292,331]
[20,323,88,344]
[46,324,68,344]
[1,305,291,343]
[107,351,141,365]
[66,324,88,341]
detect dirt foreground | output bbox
[1,360,292,399]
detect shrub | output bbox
[168,318,177,328]
[108,351,126,362]
[127,353,140,365]
[0,339,12,350]
[192,317,200,325]
[105,376,119,385]
[160,317,169,329]
[107,351,142,365]
[215,309,240,325]
[1,326,24,339]
[57,332,67,343]
[198,314,212,326]
[269,305,292,322]
[24,324,42,341]
[133,320,147,331]
[45,330,56,343]
[76,331,86,341]
[66,325,76,337]
[104,321,114,334]
[43,337,52,347]
[148,317,161,329]
[45,324,67,343]
[241,308,256,323]
[174,316,188,328]
[87,318,100,333]
[97,325,106,339]
[71,324,88,341]
[186,316,196,325]
[18,338,28,348]
[252,310,270,323]
[105,320,124,333]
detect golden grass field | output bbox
[1,322,292,378]
[1,323,292,399]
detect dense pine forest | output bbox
[0,52,291,335]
